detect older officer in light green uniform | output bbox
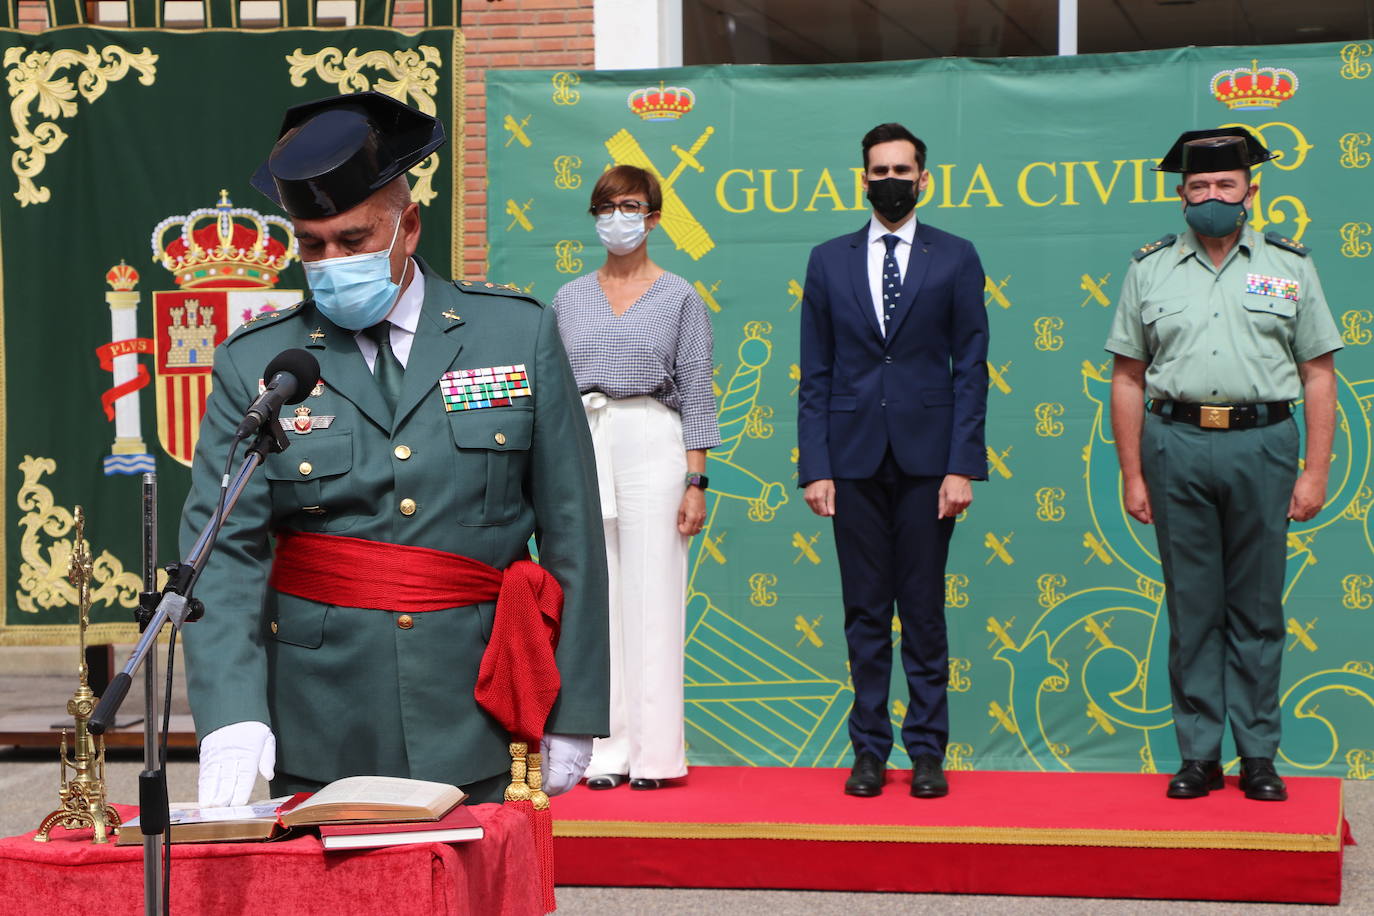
[1107,128,1342,802]
[182,92,609,807]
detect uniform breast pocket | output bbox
[449,408,533,526]
[1141,296,1191,327]
[1241,295,1298,356]
[263,431,355,531]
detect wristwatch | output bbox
[685,472,709,491]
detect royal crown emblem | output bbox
[627,82,695,121]
[1210,60,1299,110]
[151,189,297,289]
[111,191,306,467]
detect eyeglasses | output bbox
[591,201,652,218]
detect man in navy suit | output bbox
[798,123,989,798]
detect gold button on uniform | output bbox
[400,498,417,516]
[270,621,279,634]
[397,614,414,630]
[299,461,313,476]
[494,432,507,446]
[394,445,412,460]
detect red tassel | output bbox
[527,751,557,912]
[504,743,558,912]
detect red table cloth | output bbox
[0,803,542,915]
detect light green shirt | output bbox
[1105,226,1343,402]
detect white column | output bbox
[1058,0,1078,56]
[595,0,682,70]
[107,288,148,455]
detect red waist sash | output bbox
[269,529,563,743]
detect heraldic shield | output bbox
[152,191,300,466]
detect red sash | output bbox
[269,529,563,743]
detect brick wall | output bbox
[17,1,46,30]
[15,0,596,280]
[460,0,594,279]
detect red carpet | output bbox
[552,767,1351,903]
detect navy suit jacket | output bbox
[798,220,989,484]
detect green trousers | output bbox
[1140,411,1298,760]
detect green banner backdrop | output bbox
[486,43,1374,776]
[0,26,461,644]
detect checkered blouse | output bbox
[552,271,722,451]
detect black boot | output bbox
[909,754,949,798]
[844,752,884,797]
[1166,760,1222,798]
[1239,757,1287,801]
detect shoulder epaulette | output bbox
[230,299,306,338]
[1131,234,1177,261]
[454,279,544,307]
[1265,231,1310,256]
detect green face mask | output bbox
[1184,198,1248,238]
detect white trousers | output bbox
[582,395,689,780]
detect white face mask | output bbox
[595,210,648,255]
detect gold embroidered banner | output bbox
[0,26,461,645]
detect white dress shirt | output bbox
[354,257,423,369]
[866,214,917,334]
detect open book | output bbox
[116,799,289,845]
[116,776,468,845]
[278,775,467,827]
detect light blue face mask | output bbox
[303,215,404,330]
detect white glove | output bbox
[540,733,593,796]
[198,721,276,807]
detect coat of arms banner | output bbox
[0,25,461,645]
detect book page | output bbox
[290,776,464,818]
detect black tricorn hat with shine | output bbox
[250,91,445,220]
[1153,127,1277,174]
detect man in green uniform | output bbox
[1106,128,1342,801]
[183,92,609,807]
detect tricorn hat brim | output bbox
[1153,127,1277,174]
[250,91,445,220]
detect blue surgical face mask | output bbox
[303,215,404,330]
[1184,197,1248,238]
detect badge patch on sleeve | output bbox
[1246,273,1299,301]
[440,365,531,411]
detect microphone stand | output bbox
[137,473,163,916]
[90,417,290,916]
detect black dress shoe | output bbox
[1167,759,1222,798]
[910,754,949,798]
[1239,757,1287,801]
[629,777,665,790]
[585,774,626,790]
[844,752,884,797]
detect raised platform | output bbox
[552,766,1351,904]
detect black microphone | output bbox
[234,349,321,438]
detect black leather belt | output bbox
[1149,400,1291,430]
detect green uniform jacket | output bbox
[180,262,609,788]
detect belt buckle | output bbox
[1200,405,1231,429]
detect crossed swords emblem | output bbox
[606,126,716,260]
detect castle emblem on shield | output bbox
[148,191,301,466]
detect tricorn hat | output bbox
[1153,127,1277,174]
[250,91,445,220]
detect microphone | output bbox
[234,349,321,438]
